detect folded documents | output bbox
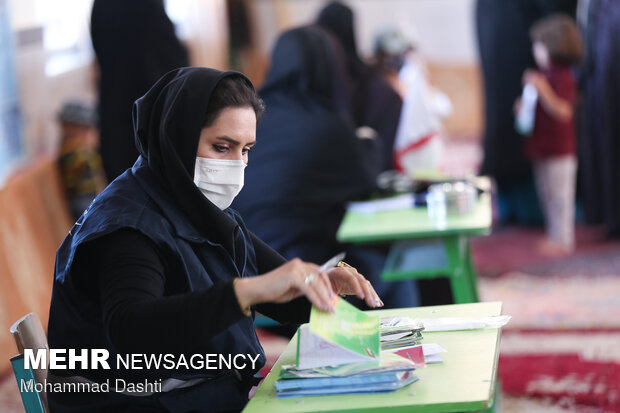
[275,370,419,398]
[391,343,448,365]
[283,352,416,379]
[380,316,424,350]
[286,306,422,398]
[296,297,380,370]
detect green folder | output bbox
[296,297,380,369]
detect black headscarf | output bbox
[260,26,350,114]
[232,26,374,256]
[316,1,365,80]
[316,1,403,172]
[132,67,254,249]
[91,0,189,181]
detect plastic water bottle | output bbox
[515,83,538,136]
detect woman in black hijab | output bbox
[91,0,189,182]
[47,67,381,412]
[233,26,419,310]
[316,1,403,172]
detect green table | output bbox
[243,301,503,413]
[336,180,492,303]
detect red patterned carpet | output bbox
[474,225,620,412]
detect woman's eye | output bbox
[213,144,228,153]
[242,147,252,155]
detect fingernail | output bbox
[359,291,365,299]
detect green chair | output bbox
[10,312,49,413]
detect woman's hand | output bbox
[233,258,337,313]
[326,264,384,308]
[233,259,384,314]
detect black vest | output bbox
[48,157,265,412]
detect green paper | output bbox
[309,297,380,360]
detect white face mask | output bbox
[193,157,246,210]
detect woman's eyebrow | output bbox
[216,136,239,145]
[216,136,256,146]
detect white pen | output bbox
[318,252,346,273]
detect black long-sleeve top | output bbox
[78,228,310,355]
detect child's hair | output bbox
[530,14,583,65]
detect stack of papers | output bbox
[276,352,419,397]
[391,344,448,365]
[277,298,418,398]
[380,316,425,350]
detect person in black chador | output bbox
[90,0,189,182]
[232,26,419,310]
[47,68,382,413]
[475,0,577,224]
[316,1,403,173]
[577,0,620,237]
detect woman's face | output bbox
[197,107,256,164]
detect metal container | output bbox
[426,181,477,218]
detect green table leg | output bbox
[444,236,478,304]
[380,236,480,304]
[464,239,480,302]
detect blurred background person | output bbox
[476,0,577,225]
[233,25,419,310]
[317,1,402,174]
[372,28,452,178]
[57,102,106,220]
[516,14,583,255]
[90,0,189,182]
[577,0,620,238]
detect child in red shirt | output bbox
[516,14,583,255]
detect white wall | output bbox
[256,0,478,65]
[251,0,482,136]
[8,0,96,158]
[7,0,228,160]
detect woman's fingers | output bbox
[324,266,384,308]
[302,281,332,312]
[295,262,335,312]
[347,267,382,308]
[267,258,385,312]
[328,267,364,298]
[313,271,336,312]
[361,278,384,308]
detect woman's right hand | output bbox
[233,258,337,313]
